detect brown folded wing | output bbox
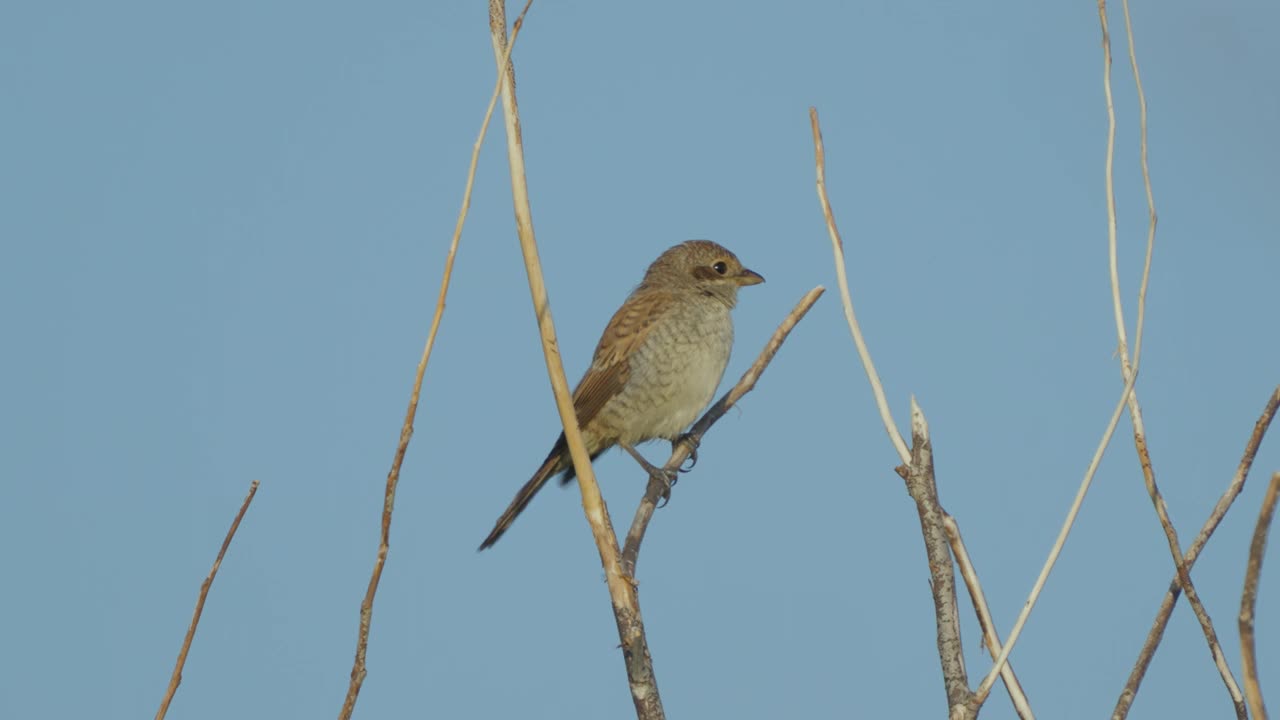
[570,289,672,432]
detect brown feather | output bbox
[569,290,672,432]
[478,444,568,550]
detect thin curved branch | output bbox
[1121,0,1157,371]
[621,286,824,577]
[809,107,910,465]
[974,368,1137,703]
[337,4,534,717]
[157,480,260,720]
[1098,2,1243,716]
[808,106,1024,718]
[1240,472,1279,720]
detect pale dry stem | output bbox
[1099,2,1243,716]
[156,480,260,720]
[1114,387,1280,718]
[1120,0,1156,370]
[488,2,662,718]
[944,515,1034,720]
[336,4,534,717]
[1240,471,1278,720]
[808,107,910,465]
[974,369,1137,703]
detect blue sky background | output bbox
[3,2,1277,718]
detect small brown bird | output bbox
[479,240,764,550]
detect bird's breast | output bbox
[605,301,734,446]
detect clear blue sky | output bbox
[2,2,1277,718]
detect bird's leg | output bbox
[621,443,678,500]
[672,433,700,472]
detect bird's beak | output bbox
[735,268,765,286]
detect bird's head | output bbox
[641,240,764,307]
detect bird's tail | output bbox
[478,437,570,550]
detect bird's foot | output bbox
[673,433,700,472]
[644,461,679,501]
[621,443,678,502]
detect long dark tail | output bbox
[478,437,570,550]
[479,436,610,550]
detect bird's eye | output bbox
[712,261,728,275]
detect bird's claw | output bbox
[622,442,681,506]
[674,434,700,473]
[637,460,676,493]
[652,467,678,507]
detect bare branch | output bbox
[156,480,260,720]
[1240,471,1279,720]
[894,400,973,717]
[809,109,985,716]
[944,515,1035,720]
[487,2,662,717]
[621,286,824,576]
[1098,1,1244,715]
[809,107,910,464]
[337,4,534,716]
[974,368,1137,704]
[1120,0,1157,371]
[1114,386,1280,718]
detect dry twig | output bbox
[811,107,1031,718]
[1240,471,1279,720]
[809,109,972,717]
[895,401,973,718]
[156,480,260,720]
[944,516,1034,720]
[809,107,910,465]
[487,2,662,717]
[970,27,1151,679]
[1098,1,1243,716]
[337,4,534,716]
[974,368,1137,704]
[1114,387,1280,718]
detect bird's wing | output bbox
[571,290,671,430]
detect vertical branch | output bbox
[894,400,974,718]
[486,3,663,718]
[1098,0,1127,368]
[156,480,260,720]
[1098,2,1244,715]
[1240,471,1279,720]
[1120,0,1156,370]
[336,5,534,717]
